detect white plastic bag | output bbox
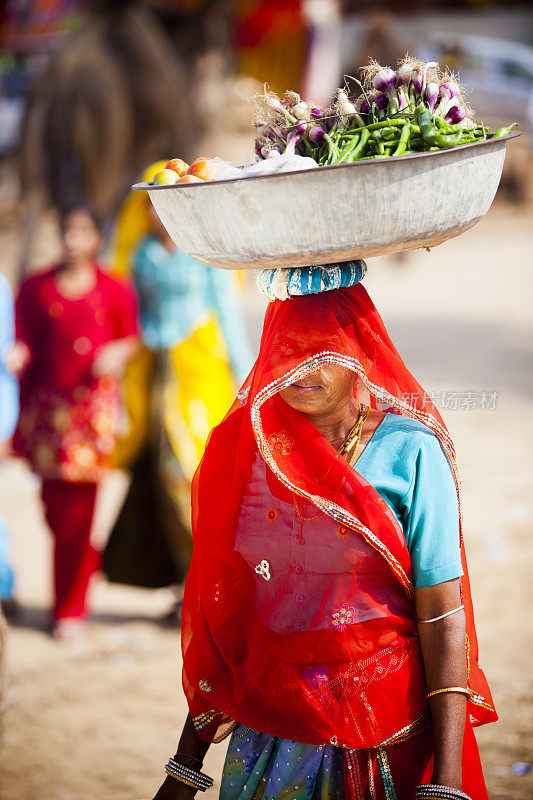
[241,153,318,177]
[207,157,243,180]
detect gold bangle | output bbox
[165,770,197,789]
[425,686,471,701]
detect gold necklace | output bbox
[338,404,370,466]
[338,403,364,453]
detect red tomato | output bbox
[165,158,189,177]
[186,158,214,181]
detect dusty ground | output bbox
[0,199,532,800]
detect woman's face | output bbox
[62,211,101,263]
[279,362,357,418]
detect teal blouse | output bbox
[133,236,253,381]
[356,412,462,588]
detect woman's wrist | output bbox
[175,714,211,765]
[431,767,463,790]
[173,752,203,768]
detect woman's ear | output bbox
[353,375,371,406]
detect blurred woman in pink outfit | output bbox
[11,203,138,639]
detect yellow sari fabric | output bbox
[114,313,235,479]
[163,315,235,482]
[114,315,234,541]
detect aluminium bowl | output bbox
[133,132,519,270]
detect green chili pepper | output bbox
[468,125,490,139]
[436,132,463,147]
[415,104,437,143]
[341,117,410,137]
[393,123,411,156]
[434,117,460,134]
[386,139,403,152]
[380,127,397,141]
[493,123,517,138]
[347,129,370,161]
[332,134,361,164]
[372,131,385,156]
[415,105,462,148]
[323,133,340,165]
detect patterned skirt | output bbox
[220,725,345,800]
[219,721,489,800]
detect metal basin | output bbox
[133,132,519,270]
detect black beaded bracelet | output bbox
[164,757,214,792]
[416,785,472,800]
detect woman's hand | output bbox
[3,341,31,375]
[92,336,138,378]
[153,714,211,800]
[152,775,196,800]
[0,439,12,460]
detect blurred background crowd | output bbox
[0,1,532,799]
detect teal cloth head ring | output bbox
[256,260,367,302]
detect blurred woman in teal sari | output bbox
[104,167,252,590]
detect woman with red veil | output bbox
[152,263,496,800]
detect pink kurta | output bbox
[14,264,137,481]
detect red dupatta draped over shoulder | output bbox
[182,285,496,750]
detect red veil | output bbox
[181,285,496,752]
